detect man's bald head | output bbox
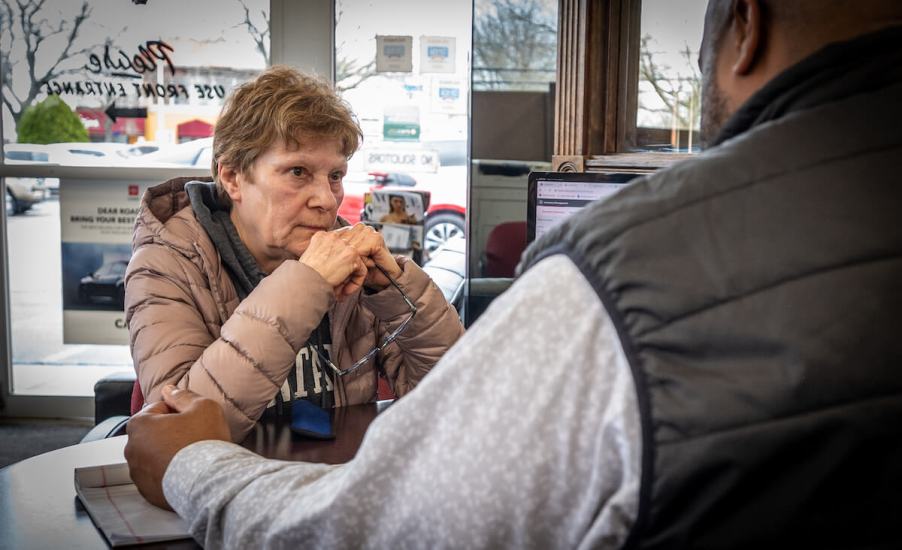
[698,0,902,146]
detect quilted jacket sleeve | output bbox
[125,244,333,441]
[359,257,465,396]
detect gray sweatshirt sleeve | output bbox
[163,254,642,549]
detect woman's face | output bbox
[227,137,347,273]
[390,196,406,213]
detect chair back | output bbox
[130,381,144,415]
[482,221,527,277]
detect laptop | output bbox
[527,171,639,243]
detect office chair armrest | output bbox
[79,415,130,444]
[93,371,136,425]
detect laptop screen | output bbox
[527,171,638,243]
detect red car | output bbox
[339,170,466,253]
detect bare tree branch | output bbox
[638,34,701,130]
[473,0,556,90]
[335,58,375,94]
[231,0,376,94]
[33,15,68,48]
[45,2,91,80]
[0,0,17,119]
[236,0,269,65]
[329,0,377,93]
[1,0,107,128]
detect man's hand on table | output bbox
[124,385,230,510]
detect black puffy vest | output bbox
[522,27,902,549]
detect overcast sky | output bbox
[642,0,708,74]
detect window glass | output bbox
[335,0,471,259]
[636,0,708,153]
[2,0,268,398]
[472,0,557,92]
[466,0,556,325]
[1,0,267,163]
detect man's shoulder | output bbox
[578,86,894,236]
[650,81,902,203]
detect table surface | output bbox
[0,402,386,550]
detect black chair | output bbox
[80,371,135,443]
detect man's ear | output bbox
[218,163,242,203]
[730,0,763,76]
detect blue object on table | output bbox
[290,399,335,439]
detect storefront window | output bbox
[465,0,556,325]
[1,0,268,398]
[2,0,267,155]
[334,0,471,257]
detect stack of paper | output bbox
[74,463,192,547]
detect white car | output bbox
[4,143,52,164]
[42,141,163,167]
[116,143,161,159]
[4,178,45,215]
[3,143,52,209]
[129,137,212,168]
[45,142,131,166]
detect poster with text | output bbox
[60,178,155,345]
[420,36,456,73]
[376,35,413,73]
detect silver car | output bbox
[5,178,45,216]
[4,144,51,214]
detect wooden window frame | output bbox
[553,0,691,173]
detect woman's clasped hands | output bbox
[299,223,403,300]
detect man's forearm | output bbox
[163,441,341,548]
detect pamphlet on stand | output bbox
[74,463,191,547]
[363,190,427,264]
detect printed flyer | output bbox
[376,35,414,73]
[420,36,456,73]
[431,78,466,115]
[60,179,155,345]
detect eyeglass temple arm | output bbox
[374,264,418,314]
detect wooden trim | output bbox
[586,151,692,173]
[618,0,642,151]
[554,0,642,160]
[551,155,585,172]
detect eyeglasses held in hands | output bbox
[316,265,417,378]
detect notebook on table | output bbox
[74,463,192,547]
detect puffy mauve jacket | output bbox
[125,177,465,441]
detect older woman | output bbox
[125,66,464,441]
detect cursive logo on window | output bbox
[84,40,176,79]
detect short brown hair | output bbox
[212,65,362,206]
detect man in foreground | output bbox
[126,1,902,547]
